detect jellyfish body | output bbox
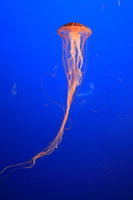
[0,23,92,173]
[58,22,92,90]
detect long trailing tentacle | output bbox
[0,160,31,174]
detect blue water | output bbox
[0,1,133,200]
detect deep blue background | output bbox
[0,0,133,200]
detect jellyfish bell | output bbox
[58,22,92,38]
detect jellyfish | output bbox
[0,22,92,173]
